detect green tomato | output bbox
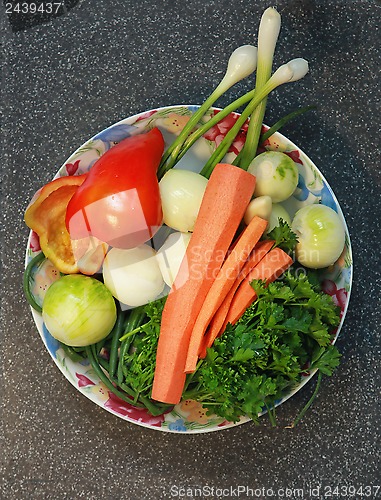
[42,275,116,347]
[292,204,345,269]
[248,151,298,203]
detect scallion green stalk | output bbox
[260,105,316,143]
[199,58,309,178]
[158,45,258,178]
[171,88,257,166]
[240,7,281,170]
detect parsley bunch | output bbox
[182,270,341,424]
[117,268,341,425]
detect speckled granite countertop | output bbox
[1,1,380,498]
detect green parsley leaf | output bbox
[310,345,341,376]
[265,219,299,253]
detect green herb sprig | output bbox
[182,270,341,424]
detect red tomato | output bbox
[66,128,164,249]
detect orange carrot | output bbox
[200,239,274,356]
[184,216,268,373]
[151,164,256,404]
[224,247,293,326]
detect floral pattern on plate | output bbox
[25,105,353,433]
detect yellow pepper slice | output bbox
[25,175,93,274]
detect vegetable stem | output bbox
[98,356,110,372]
[108,306,126,378]
[138,395,171,416]
[158,44,258,178]
[260,105,316,143]
[199,58,309,177]
[119,322,149,342]
[289,370,323,428]
[60,343,85,362]
[117,338,132,385]
[85,345,145,407]
[158,87,222,177]
[199,78,281,177]
[265,402,277,427]
[23,252,46,313]
[240,7,281,170]
[170,89,256,168]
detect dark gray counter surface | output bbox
[2,1,380,498]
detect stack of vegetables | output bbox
[23,8,346,425]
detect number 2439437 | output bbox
[5,3,64,15]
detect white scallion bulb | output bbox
[257,7,281,63]
[270,58,309,86]
[219,45,258,91]
[287,58,309,82]
[270,63,294,85]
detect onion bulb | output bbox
[159,169,208,232]
[156,232,191,286]
[103,244,165,307]
[42,275,116,347]
[291,204,345,268]
[248,151,298,202]
[243,196,272,225]
[267,203,291,233]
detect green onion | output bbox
[158,44,258,178]
[60,342,85,362]
[23,252,46,313]
[240,7,281,170]
[289,371,323,428]
[200,58,309,178]
[117,337,132,386]
[85,345,145,407]
[117,306,146,384]
[171,89,257,167]
[260,105,316,143]
[108,305,126,378]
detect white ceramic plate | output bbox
[25,105,353,433]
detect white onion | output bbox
[156,232,191,286]
[291,204,345,269]
[159,169,208,232]
[103,244,165,307]
[248,151,299,202]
